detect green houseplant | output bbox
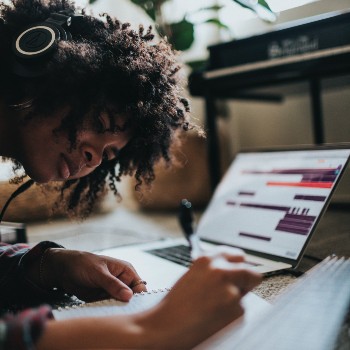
[89,0,276,52]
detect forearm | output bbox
[36,313,160,350]
[36,301,223,350]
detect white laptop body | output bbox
[99,146,350,289]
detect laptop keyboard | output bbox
[145,244,262,268]
[145,245,192,267]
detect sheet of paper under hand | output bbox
[53,287,269,322]
[53,288,171,320]
[196,256,350,350]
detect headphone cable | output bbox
[0,179,34,223]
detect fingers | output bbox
[203,245,246,263]
[226,268,262,296]
[193,253,263,297]
[213,257,262,295]
[96,273,134,301]
[129,279,148,294]
[97,257,147,300]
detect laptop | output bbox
[99,145,350,289]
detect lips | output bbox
[59,154,71,179]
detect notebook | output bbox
[195,256,350,350]
[98,145,350,289]
[53,288,270,321]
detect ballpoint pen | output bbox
[179,199,202,259]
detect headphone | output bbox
[11,11,82,77]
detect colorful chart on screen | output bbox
[197,149,350,259]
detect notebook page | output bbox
[53,288,170,320]
[53,288,270,325]
[196,257,350,350]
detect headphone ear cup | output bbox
[11,13,73,77]
[12,22,61,60]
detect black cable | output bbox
[0,179,34,223]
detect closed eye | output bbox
[102,151,109,161]
[102,148,119,162]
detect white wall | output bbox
[224,0,350,39]
[87,0,155,30]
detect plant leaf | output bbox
[204,18,230,30]
[233,0,255,11]
[258,0,273,12]
[196,5,224,12]
[233,0,277,22]
[169,19,195,51]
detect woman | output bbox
[0,0,262,348]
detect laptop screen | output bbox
[197,147,350,261]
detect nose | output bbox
[82,145,103,168]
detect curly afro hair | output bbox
[0,0,196,218]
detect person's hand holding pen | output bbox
[179,198,259,295]
[138,199,262,349]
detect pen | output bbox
[179,199,202,259]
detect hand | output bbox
[139,249,262,349]
[42,249,147,301]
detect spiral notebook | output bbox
[195,256,350,350]
[53,288,171,320]
[53,289,269,322]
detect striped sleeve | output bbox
[1,305,53,350]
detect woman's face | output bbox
[14,108,131,183]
